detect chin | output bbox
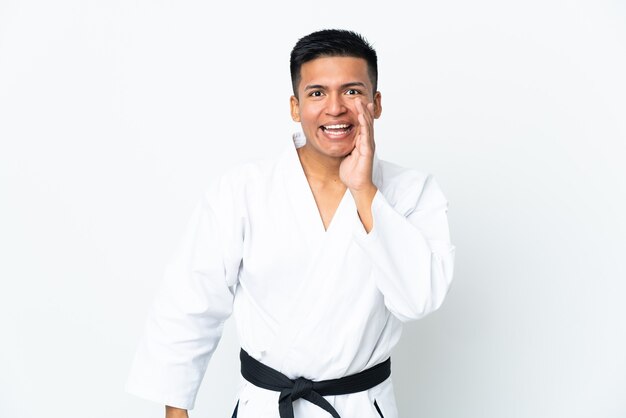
[324,146,354,159]
[320,139,356,156]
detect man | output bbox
[126,29,455,418]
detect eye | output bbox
[345,89,361,95]
[308,90,323,97]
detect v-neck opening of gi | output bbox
[291,134,349,234]
[314,186,348,233]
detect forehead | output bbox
[299,56,371,89]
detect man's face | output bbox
[290,56,382,160]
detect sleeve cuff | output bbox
[352,189,386,241]
[125,379,196,410]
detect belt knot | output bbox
[291,377,313,400]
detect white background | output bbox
[1,1,625,417]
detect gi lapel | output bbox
[281,132,326,250]
[266,136,384,374]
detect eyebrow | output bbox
[304,82,368,91]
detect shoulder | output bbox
[376,158,448,215]
[201,155,277,206]
[377,158,429,189]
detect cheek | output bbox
[299,107,320,126]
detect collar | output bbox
[289,131,383,188]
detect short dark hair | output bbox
[290,29,378,97]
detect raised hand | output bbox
[339,99,376,191]
[340,98,378,232]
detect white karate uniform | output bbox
[126,132,456,418]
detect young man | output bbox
[126,29,455,418]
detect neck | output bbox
[296,144,343,183]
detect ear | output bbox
[290,95,300,122]
[373,91,382,119]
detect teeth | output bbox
[324,124,350,129]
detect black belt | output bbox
[239,348,391,418]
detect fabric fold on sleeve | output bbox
[125,187,240,409]
[353,175,456,322]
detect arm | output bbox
[354,174,455,322]
[341,99,379,232]
[126,180,244,409]
[340,98,455,321]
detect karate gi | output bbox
[126,132,456,418]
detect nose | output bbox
[325,93,347,116]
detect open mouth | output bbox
[320,123,354,138]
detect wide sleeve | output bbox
[353,174,456,322]
[125,182,244,409]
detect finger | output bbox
[355,98,365,120]
[356,99,372,125]
[353,112,362,142]
[357,112,371,153]
[355,99,374,153]
[353,129,361,155]
[357,108,369,135]
[356,100,370,132]
[366,102,375,118]
[360,102,374,139]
